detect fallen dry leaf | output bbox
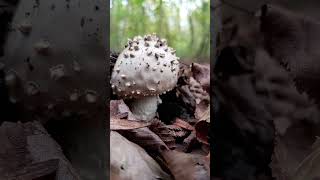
[183,131,197,152]
[119,127,169,152]
[173,118,195,131]
[195,120,210,145]
[177,85,197,111]
[192,63,210,92]
[166,125,189,139]
[111,118,151,130]
[178,63,193,79]
[161,150,210,180]
[189,77,210,104]
[195,102,210,122]
[111,131,172,180]
[188,77,210,124]
[149,120,177,149]
[176,64,209,114]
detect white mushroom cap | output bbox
[111,34,180,98]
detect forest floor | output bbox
[110,52,210,180]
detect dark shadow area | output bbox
[0,0,109,179]
[212,1,320,179]
[213,46,274,180]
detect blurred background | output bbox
[110,0,210,62]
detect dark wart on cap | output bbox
[110,33,180,121]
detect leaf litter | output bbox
[213,2,320,180]
[110,59,210,180]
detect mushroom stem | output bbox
[128,95,162,121]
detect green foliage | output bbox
[110,0,210,62]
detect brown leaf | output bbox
[195,120,210,145]
[166,125,189,138]
[192,63,210,92]
[161,150,210,180]
[120,127,169,152]
[176,76,209,114]
[149,120,190,149]
[177,85,197,110]
[189,77,210,104]
[149,120,176,149]
[111,118,151,130]
[195,102,210,122]
[173,118,195,131]
[183,131,197,152]
[111,131,172,180]
[178,63,192,79]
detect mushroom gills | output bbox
[127,95,162,121]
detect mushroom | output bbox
[110,33,180,121]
